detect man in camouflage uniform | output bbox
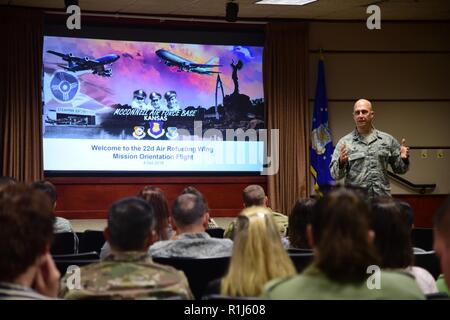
[224,184,288,239]
[60,197,193,299]
[329,99,410,199]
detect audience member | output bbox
[0,184,60,299]
[0,176,17,191]
[286,198,316,249]
[150,194,233,258]
[433,196,450,295]
[224,185,288,239]
[262,188,424,299]
[206,206,296,297]
[181,186,219,229]
[60,197,193,299]
[370,197,437,294]
[30,180,74,234]
[100,186,174,259]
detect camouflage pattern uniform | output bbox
[330,128,409,199]
[224,209,288,239]
[59,251,193,299]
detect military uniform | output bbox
[60,251,193,299]
[223,209,288,239]
[262,265,425,300]
[330,128,409,199]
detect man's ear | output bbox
[169,216,178,232]
[306,224,315,248]
[264,196,269,207]
[145,230,157,248]
[203,212,210,228]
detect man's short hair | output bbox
[242,185,266,207]
[172,193,206,227]
[31,180,57,206]
[433,196,450,246]
[181,186,209,212]
[0,184,54,282]
[108,197,155,251]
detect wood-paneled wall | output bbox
[49,176,267,219]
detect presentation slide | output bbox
[42,36,265,173]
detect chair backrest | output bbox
[411,228,433,251]
[78,230,105,254]
[153,256,230,299]
[206,228,225,239]
[414,251,441,279]
[287,248,313,254]
[289,253,314,273]
[53,251,100,260]
[51,232,78,255]
[425,292,450,300]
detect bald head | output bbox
[354,99,373,112]
[353,99,374,133]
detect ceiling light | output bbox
[256,0,317,5]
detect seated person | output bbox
[205,206,296,298]
[262,188,424,300]
[0,175,17,191]
[433,196,450,295]
[0,184,60,299]
[30,180,75,234]
[100,186,174,259]
[369,197,438,294]
[60,197,193,299]
[224,184,288,239]
[150,194,233,258]
[181,186,219,229]
[286,198,316,250]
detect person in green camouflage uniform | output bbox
[60,197,193,300]
[330,99,410,199]
[224,185,288,239]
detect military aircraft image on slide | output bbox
[155,49,221,75]
[47,50,120,77]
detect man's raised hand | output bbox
[400,138,409,159]
[339,143,348,165]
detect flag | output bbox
[310,58,334,194]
